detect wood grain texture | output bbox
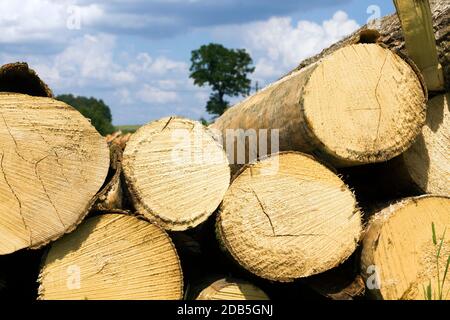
[361,195,450,300]
[211,44,426,168]
[340,93,449,201]
[0,93,109,254]
[403,93,449,196]
[216,152,362,282]
[123,117,230,231]
[196,278,269,300]
[38,213,183,300]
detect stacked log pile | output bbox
[0,0,448,301]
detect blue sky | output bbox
[0,0,395,125]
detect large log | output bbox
[211,44,426,168]
[38,213,183,300]
[340,93,449,201]
[123,117,230,231]
[216,152,362,282]
[361,195,450,300]
[401,93,449,196]
[291,0,449,91]
[0,93,109,255]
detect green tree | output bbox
[190,43,254,117]
[57,94,115,136]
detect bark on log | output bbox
[123,117,230,231]
[340,93,449,201]
[361,195,450,300]
[195,278,269,300]
[93,145,125,211]
[0,93,109,255]
[291,0,449,91]
[216,152,362,282]
[38,213,183,300]
[211,44,426,168]
[0,62,53,97]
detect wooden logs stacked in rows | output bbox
[1,0,449,301]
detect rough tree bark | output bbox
[0,62,53,97]
[290,0,449,91]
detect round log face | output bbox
[38,214,183,300]
[217,152,362,282]
[196,279,269,300]
[362,196,450,300]
[0,94,109,254]
[403,93,449,196]
[123,117,230,231]
[303,44,426,166]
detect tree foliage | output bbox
[57,94,115,136]
[190,43,254,117]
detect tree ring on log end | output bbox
[217,152,362,282]
[123,117,230,231]
[303,43,426,166]
[38,214,183,300]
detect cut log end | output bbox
[196,278,269,300]
[0,93,110,255]
[123,116,230,231]
[361,196,450,300]
[0,62,53,98]
[403,93,449,196]
[303,44,426,166]
[38,214,183,300]
[217,152,362,282]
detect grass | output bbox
[115,125,141,134]
[423,222,450,300]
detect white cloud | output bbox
[0,3,360,124]
[137,85,180,104]
[0,0,103,45]
[215,11,359,82]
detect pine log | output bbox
[361,195,450,300]
[38,213,183,300]
[196,278,269,300]
[340,93,449,201]
[0,62,53,97]
[291,0,449,91]
[402,93,449,196]
[211,44,426,168]
[123,117,230,231]
[0,93,109,255]
[216,152,362,282]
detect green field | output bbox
[115,125,141,134]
